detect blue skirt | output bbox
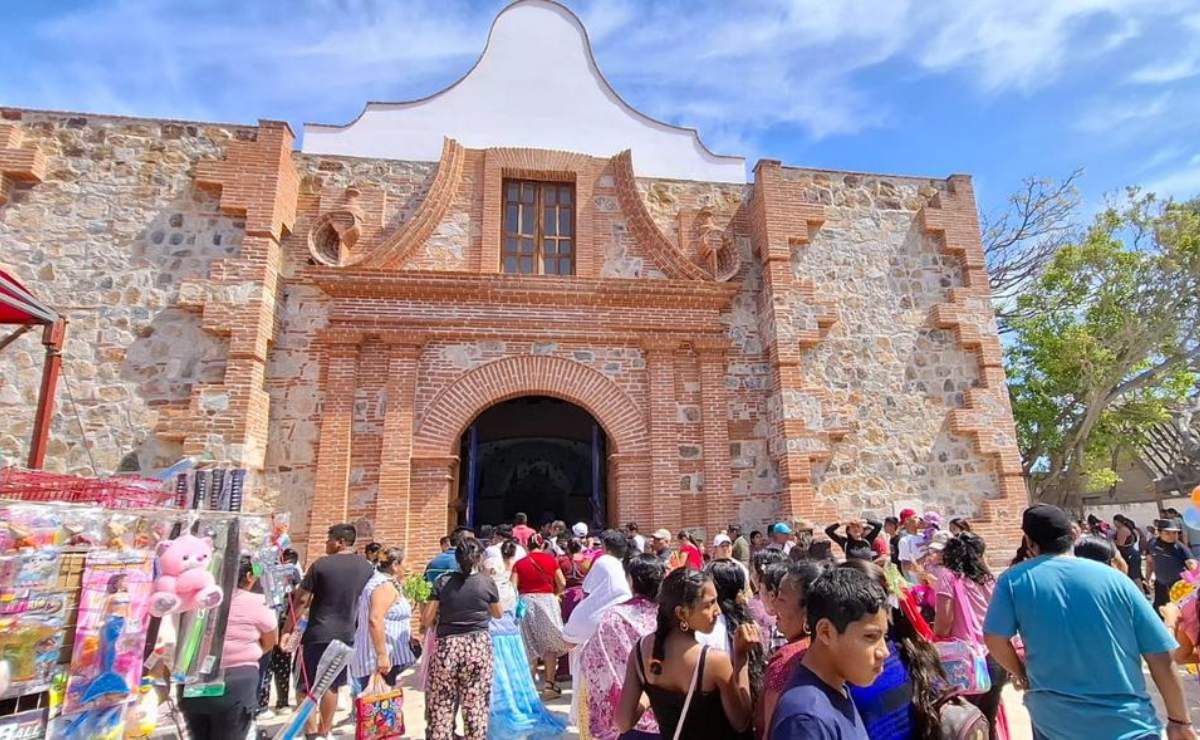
[488,614,567,739]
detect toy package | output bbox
[0,589,67,698]
[174,516,239,689]
[62,549,153,715]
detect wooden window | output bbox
[502,180,574,275]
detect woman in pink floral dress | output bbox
[578,553,665,740]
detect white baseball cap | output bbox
[652,528,672,540]
[712,533,732,547]
[572,522,589,538]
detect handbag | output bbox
[354,673,404,740]
[935,575,991,696]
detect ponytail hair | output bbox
[455,537,484,576]
[707,559,765,701]
[500,539,517,561]
[652,568,709,676]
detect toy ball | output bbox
[1184,506,1200,530]
[1191,485,1200,508]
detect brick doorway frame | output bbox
[406,354,652,560]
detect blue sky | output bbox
[2,0,1198,217]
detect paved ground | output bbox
[252,663,1200,739]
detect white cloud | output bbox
[0,0,1196,148]
[1126,13,1200,84]
[1074,92,1172,133]
[1145,154,1200,199]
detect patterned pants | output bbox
[425,630,493,740]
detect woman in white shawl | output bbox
[562,529,632,729]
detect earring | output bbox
[679,620,690,632]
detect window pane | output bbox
[505,204,518,233]
[504,237,517,255]
[559,239,572,255]
[521,238,534,255]
[504,256,518,272]
[521,184,534,204]
[543,187,556,206]
[544,256,556,274]
[520,256,534,273]
[560,257,573,274]
[506,182,518,201]
[560,186,572,204]
[559,209,572,235]
[521,205,533,235]
[544,206,557,236]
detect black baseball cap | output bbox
[1022,504,1075,554]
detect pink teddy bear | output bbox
[149,533,224,617]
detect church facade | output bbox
[0,1,1024,563]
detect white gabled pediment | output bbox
[301,0,746,183]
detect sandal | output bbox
[542,682,562,697]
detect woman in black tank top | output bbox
[616,569,759,739]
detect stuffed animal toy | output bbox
[149,534,223,617]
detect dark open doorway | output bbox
[458,396,607,529]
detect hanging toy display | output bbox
[62,550,153,715]
[122,677,160,738]
[148,533,224,617]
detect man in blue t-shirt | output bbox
[984,504,1195,740]
[770,568,889,739]
[424,527,471,583]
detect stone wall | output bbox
[0,110,249,474]
[783,169,1001,518]
[0,108,1022,557]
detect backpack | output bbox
[936,695,989,740]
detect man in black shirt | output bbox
[283,523,374,738]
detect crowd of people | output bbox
[258,505,1200,740]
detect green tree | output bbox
[1005,191,1200,507]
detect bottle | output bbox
[282,615,307,653]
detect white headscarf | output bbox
[563,552,632,724]
[563,553,631,645]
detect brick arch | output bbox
[413,355,648,457]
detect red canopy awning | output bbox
[0,267,57,324]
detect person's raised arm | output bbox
[1146,652,1196,739]
[864,519,883,543]
[615,640,649,733]
[824,522,846,548]
[714,622,760,732]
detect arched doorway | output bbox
[457,396,607,529]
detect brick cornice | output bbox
[305,268,738,311]
[0,125,46,206]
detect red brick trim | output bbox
[918,175,1026,548]
[194,120,298,240]
[478,147,603,276]
[750,160,841,523]
[412,354,649,458]
[349,138,466,269]
[611,150,712,281]
[0,125,46,207]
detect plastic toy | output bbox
[273,640,352,740]
[149,533,223,617]
[123,677,159,738]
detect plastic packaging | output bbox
[63,550,154,714]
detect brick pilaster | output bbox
[696,339,734,534]
[0,125,46,206]
[372,340,422,551]
[645,338,682,530]
[306,336,361,562]
[409,456,458,568]
[750,160,840,523]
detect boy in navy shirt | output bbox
[770,568,889,739]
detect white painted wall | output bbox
[302,0,746,183]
